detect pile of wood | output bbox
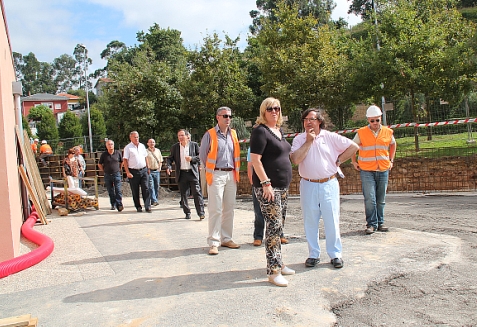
[0,314,38,326]
[16,127,51,224]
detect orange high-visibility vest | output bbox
[357,126,393,171]
[205,127,240,185]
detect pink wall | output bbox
[0,0,24,261]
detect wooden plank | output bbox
[18,166,47,225]
[0,314,31,327]
[21,131,52,215]
[15,127,51,216]
[27,317,38,327]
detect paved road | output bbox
[0,192,475,326]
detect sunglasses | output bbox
[370,119,380,123]
[266,106,281,112]
[220,114,233,119]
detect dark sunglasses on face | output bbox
[266,106,281,112]
[220,114,233,119]
[370,119,380,123]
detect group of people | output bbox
[31,139,54,167]
[42,100,396,289]
[202,100,395,288]
[61,146,86,188]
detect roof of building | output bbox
[94,77,112,88]
[57,93,81,100]
[21,93,69,102]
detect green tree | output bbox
[253,1,354,128]
[352,0,477,149]
[22,115,33,138]
[180,33,255,135]
[250,0,336,34]
[80,107,106,139]
[58,111,82,139]
[52,54,78,92]
[104,48,182,145]
[27,105,59,141]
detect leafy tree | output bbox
[253,1,354,128]
[104,48,183,145]
[80,106,106,139]
[250,0,336,34]
[348,0,375,20]
[180,33,255,135]
[68,89,98,107]
[58,111,82,139]
[27,105,58,141]
[52,54,78,92]
[74,44,93,91]
[351,0,477,149]
[22,115,33,138]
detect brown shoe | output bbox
[209,246,218,255]
[221,240,241,249]
[377,225,389,232]
[253,239,262,246]
[365,226,376,234]
[280,237,289,244]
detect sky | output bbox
[3,0,361,76]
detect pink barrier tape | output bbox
[238,117,477,143]
[0,209,54,279]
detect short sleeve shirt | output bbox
[250,124,292,189]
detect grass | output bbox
[395,131,477,158]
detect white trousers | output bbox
[207,171,237,247]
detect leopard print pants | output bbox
[253,186,288,275]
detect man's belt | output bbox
[181,169,192,173]
[303,174,336,183]
[214,168,234,171]
[129,167,146,172]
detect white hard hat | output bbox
[366,105,382,117]
[34,138,39,142]
[41,140,47,144]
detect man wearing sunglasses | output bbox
[351,105,397,235]
[200,107,241,255]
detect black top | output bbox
[99,150,122,174]
[250,124,292,188]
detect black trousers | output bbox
[129,168,150,209]
[178,170,205,216]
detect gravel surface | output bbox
[236,193,477,327]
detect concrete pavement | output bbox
[0,195,462,326]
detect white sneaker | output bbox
[281,266,295,275]
[268,273,288,287]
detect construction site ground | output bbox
[1,190,476,326]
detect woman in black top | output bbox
[250,97,294,287]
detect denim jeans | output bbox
[149,170,160,203]
[78,170,84,189]
[104,171,123,208]
[360,170,389,228]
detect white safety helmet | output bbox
[41,140,47,144]
[366,105,382,118]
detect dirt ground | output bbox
[235,193,477,327]
[94,183,477,326]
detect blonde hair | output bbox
[255,97,283,127]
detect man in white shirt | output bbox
[290,108,358,269]
[167,129,205,220]
[123,131,151,213]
